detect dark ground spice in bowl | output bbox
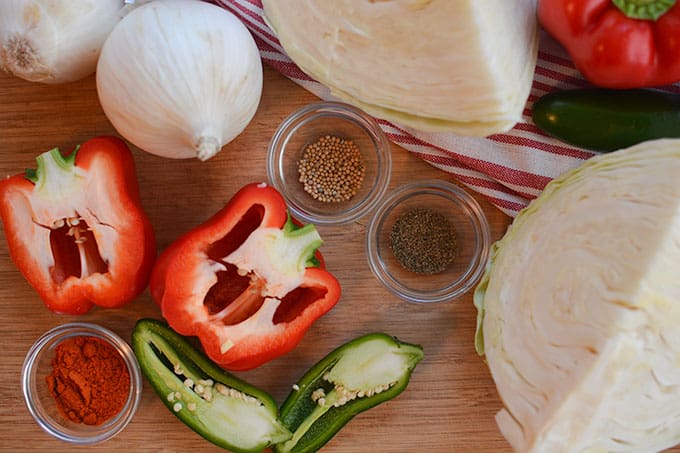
[389,207,457,274]
[366,180,490,303]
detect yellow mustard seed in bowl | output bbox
[297,135,366,203]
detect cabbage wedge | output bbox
[475,139,680,453]
[263,0,538,136]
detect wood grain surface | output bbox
[0,66,666,453]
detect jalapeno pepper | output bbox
[275,333,424,453]
[532,88,680,151]
[131,318,292,453]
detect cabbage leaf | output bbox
[475,139,680,453]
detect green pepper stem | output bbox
[282,215,323,269]
[25,146,81,197]
[611,0,676,20]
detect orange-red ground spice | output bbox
[46,335,129,426]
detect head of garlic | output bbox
[96,0,263,161]
[0,0,131,84]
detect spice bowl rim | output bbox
[266,100,392,225]
[366,179,491,304]
[21,322,142,445]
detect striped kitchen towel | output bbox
[212,0,672,217]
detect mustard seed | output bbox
[390,208,457,274]
[297,135,366,203]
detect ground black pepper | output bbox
[389,208,457,274]
[297,135,366,203]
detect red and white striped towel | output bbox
[213,0,676,217]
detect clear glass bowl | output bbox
[267,101,392,225]
[21,322,142,444]
[366,180,491,303]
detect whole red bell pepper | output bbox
[539,0,680,88]
[150,182,341,371]
[0,136,156,315]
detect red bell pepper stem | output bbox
[612,0,676,20]
[538,0,680,88]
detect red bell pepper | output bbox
[0,136,156,314]
[150,182,341,371]
[539,0,680,88]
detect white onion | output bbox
[0,0,131,84]
[96,0,263,161]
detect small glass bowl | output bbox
[366,180,491,304]
[21,323,142,445]
[267,101,392,225]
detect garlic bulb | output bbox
[0,0,131,84]
[96,0,263,161]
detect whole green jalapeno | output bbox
[532,88,680,152]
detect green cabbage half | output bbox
[474,139,680,453]
[262,0,538,136]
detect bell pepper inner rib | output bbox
[202,204,329,327]
[203,205,266,324]
[206,265,265,324]
[205,264,328,326]
[48,215,107,283]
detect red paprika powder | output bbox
[46,335,130,425]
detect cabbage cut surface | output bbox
[474,139,680,452]
[262,0,538,136]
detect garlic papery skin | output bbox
[96,0,263,161]
[0,0,131,84]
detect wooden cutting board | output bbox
[0,65,665,453]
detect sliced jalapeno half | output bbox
[275,333,424,453]
[131,318,291,453]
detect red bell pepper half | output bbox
[539,0,680,88]
[0,136,156,315]
[150,182,341,371]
